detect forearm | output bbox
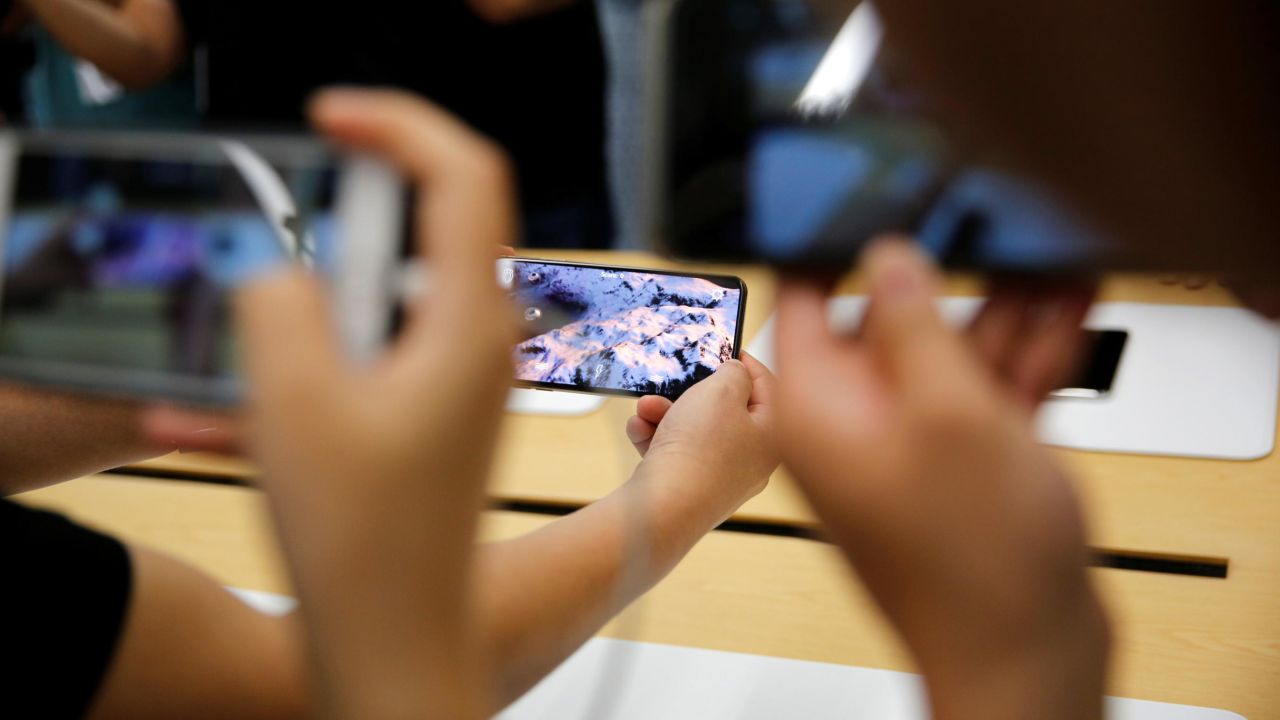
[0,385,160,494]
[259,451,493,720]
[20,0,180,88]
[477,465,728,706]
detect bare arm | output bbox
[134,356,775,713]
[478,480,700,703]
[87,545,309,720]
[19,0,185,89]
[233,90,516,719]
[0,386,162,495]
[478,358,775,705]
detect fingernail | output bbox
[876,261,925,302]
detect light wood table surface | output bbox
[131,251,1271,560]
[15,474,1280,718]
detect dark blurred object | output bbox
[0,4,34,123]
[869,0,1280,280]
[175,0,612,247]
[656,0,1122,273]
[657,0,1280,277]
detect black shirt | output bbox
[173,1,610,227]
[1,498,133,718]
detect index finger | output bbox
[310,89,516,334]
[858,239,977,393]
[775,274,840,379]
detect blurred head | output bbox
[859,0,1280,280]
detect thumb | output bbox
[704,358,754,406]
[859,238,971,392]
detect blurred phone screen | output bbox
[0,135,337,398]
[662,0,1122,271]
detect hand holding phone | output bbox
[775,240,1109,720]
[0,130,403,405]
[232,87,515,720]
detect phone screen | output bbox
[504,259,746,399]
[0,135,338,402]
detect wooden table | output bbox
[106,250,1280,716]
[15,474,1280,718]
[130,252,1269,558]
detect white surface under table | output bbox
[748,298,1280,461]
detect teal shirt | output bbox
[24,26,198,129]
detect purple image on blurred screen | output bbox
[89,216,203,287]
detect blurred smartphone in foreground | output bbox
[499,257,746,400]
[647,0,1132,273]
[0,130,404,406]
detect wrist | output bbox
[623,459,733,570]
[630,456,734,530]
[920,586,1111,720]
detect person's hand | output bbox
[776,239,1109,720]
[625,354,779,528]
[965,277,1095,410]
[142,245,518,456]
[232,88,517,719]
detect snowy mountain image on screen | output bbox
[511,262,741,398]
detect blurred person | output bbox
[18,0,614,248]
[4,331,778,715]
[13,2,1277,719]
[2,90,778,719]
[141,3,1280,718]
[131,87,1101,720]
[207,84,1102,720]
[24,23,199,129]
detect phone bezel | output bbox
[505,256,749,400]
[0,130,403,407]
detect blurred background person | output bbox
[15,0,612,248]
